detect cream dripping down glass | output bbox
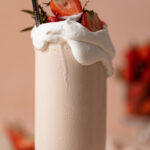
[31,14,115,150]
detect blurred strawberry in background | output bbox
[120,42,150,117]
[5,124,34,150]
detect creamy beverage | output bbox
[30,0,115,149]
[31,19,115,150]
[35,43,106,150]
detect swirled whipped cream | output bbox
[31,19,115,76]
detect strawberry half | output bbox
[50,0,82,17]
[6,126,34,150]
[81,11,104,32]
[47,16,61,22]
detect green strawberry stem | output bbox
[21,10,34,15]
[83,0,90,11]
[20,26,34,32]
[39,5,48,23]
[21,4,48,32]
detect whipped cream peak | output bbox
[31,20,115,76]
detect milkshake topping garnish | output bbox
[50,0,82,17]
[22,0,105,32]
[81,10,104,32]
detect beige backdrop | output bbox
[0,0,150,137]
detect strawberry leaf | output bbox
[39,5,48,23]
[20,26,34,32]
[83,0,90,11]
[21,4,48,32]
[21,9,34,15]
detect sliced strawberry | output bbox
[47,16,61,22]
[14,138,34,150]
[81,11,104,32]
[50,0,82,17]
[6,125,34,150]
[6,126,26,143]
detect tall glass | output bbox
[35,42,107,150]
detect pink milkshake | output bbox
[35,43,106,150]
[30,0,115,149]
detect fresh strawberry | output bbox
[47,16,60,22]
[121,68,134,83]
[140,98,150,116]
[50,0,82,17]
[125,47,140,67]
[138,43,150,63]
[142,66,150,82]
[128,82,145,101]
[126,82,146,116]
[6,126,34,150]
[14,138,34,150]
[81,10,104,32]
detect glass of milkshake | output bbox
[30,0,115,149]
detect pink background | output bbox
[0,0,150,138]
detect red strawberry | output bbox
[14,138,34,150]
[140,98,150,115]
[6,126,34,150]
[126,82,146,116]
[142,65,150,82]
[50,0,82,17]
[81,11,104,32]
[125,47,139,65]
[47,16,60,22]
[121,68,134,82]
[128,82,145,100]
[138,42,150,63]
